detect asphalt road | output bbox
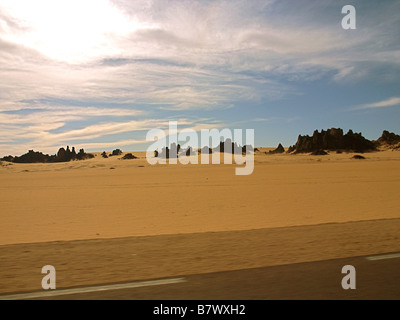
[1,252,399,300]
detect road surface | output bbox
[1,252,399,300]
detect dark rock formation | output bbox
[110,149,123,157]
[352,155,366,160]
[12,150,51,163]
[214,138,236,153]
[1,155,14,162]
[213,139,253,155]
[101,151,108,158]
[185,147,194,156]
[288,128,376,154]
[158,146,170,159]
[158,143,182,159]
[377,130,400,145]
[287,145,295,153]
[57,147,67,162]
[121,153,137,160]
[1,146,94,163]
[76,148,94,160]
[242,145,254,154]
[154,140,253,158]
[268,143,285,154]
[374,130,400,149]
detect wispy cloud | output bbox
[352,97,400,110]
[0,0,399,154]
[2,0,397,107]
[0,108,227,156]
[0,104,148,155]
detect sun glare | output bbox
[0,0,146,63]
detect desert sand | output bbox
[0,149,399,294]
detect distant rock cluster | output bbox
[56,146,94,162]
[101,149,138,160]
[286,128,376,154]
[155,139,254,159]
[1,129,398,164]
[1,146,94,163]
[218,139,254,155]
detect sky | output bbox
[0,0,399,156]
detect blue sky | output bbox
[0,0,399,156]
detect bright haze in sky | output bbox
[0,0,399,156]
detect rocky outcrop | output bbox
[268,143,285,154]
[1,155,14,162]
[155,140,254,158]
[374,130,400,150]
[121,153,137,160]
[287,128,376,154]
[1,146,94,163]
[242,144,254,154]
[158,143,176,159]
[214,139,254,154]
[376,130,400,145]
[75,148,95,161]
[12,150,52,163]
[109,149,123,157]
[214,139,241,154]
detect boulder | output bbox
[110,149,123,156]
[121,153,137,160]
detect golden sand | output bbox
[0,150,399,293]
[1,150,399,245]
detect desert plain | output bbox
[0,149,399,295]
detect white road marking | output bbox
[0,277,187,300]
[366,253,400,261]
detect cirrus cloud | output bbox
[0,0,399,154]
